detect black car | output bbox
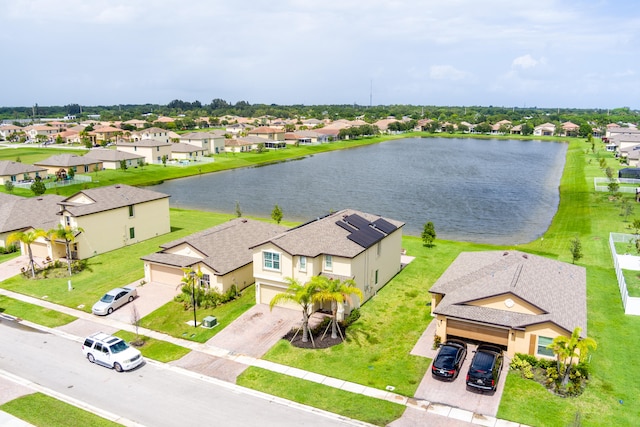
[431,339,467,380]
[466,344,504,391]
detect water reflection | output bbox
[149,137,566,245]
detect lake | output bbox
[149,137,567,245]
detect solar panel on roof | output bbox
[348,231,377,248]
[345,214,371,230]
[336,220,356,233]
[373,218,397,234]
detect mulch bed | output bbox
[283,325,346,349]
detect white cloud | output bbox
[429,65,468,81]
[512,54,545,69]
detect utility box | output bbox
[202,316,217,328]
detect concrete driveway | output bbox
[409,320,507,417]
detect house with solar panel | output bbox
[250,209,405,319]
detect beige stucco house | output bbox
[429,250,587,359]
[0,161,47,185]
[533,123,556,136]
[115,139,172,165]
[34,154,102,176]
[179,131,226,154]
[131,127,172,143]
[83,149,145,170]
[56,184,171,259]
[141,218,287,293]
[169,143,207,161]
[251,209,404,319]
[247,126,285,141]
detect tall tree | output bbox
[47,224,84,276]
[269,278,318,345]
[569,236,583,264]
[7,229,46,277]
[312,276,363,340]
[30,179,46,196]
[421,221,436,247]
[271,204,283,224]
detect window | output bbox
[263,251,280,271]
[200,274,211,288]
[375,269,379,285]
[537,336,554,357]
[324,255,332,271]
[84,165,89,172]
[65,216,71,226]
[10,175,16,182]
[128,205,134,217]
[129,227,135,239]
[299,256,307,272]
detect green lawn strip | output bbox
[237,367,405,427]
[261,237,499,397]
[0,251,19,263]
[0,147,87,164]
[0,295,76,327]
[0,392,120,427]
[621,269,640,296]
[140,285,256,343]
[0,209,234,311]
[113,330,190,362]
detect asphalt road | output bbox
[0,318,366,427]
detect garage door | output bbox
[150,263,184,286]
[30,241,49,259]
[447,319,509,346]
[259,283,285,305]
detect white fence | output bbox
[594,177,640,193]
[609,232,640,315]
[13,175,92,189]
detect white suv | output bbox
[81,332,144,372]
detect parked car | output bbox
[92,286,137,315]
[466,344,504,391]
[431,339,467,380]
[81,332,144,372]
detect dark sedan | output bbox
[466,344,504,391]
[431,339,467,380]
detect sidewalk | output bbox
[0,287,530,427]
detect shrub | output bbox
[341,308,361,327]
[432,334,442,350]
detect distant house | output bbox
[247,126,285,141]
[179,131,225,154]
[0,124,22,140]
[57,184,171,259]
[284,130,328,145]
[224,136,263,152]
[533,123,556,136]
[561,121,580,136]
[115,139,172,164]
[35,154,102,176]
[141,218,287,293]
[83,149,145,170]
[131,127,172,143]
[0,160,47,185]
[169,143,207,161]
[429,250,586,358]
[90,125,122,143]
[23,124,57,141]
[122,119,147,129]
[251,209,404,319]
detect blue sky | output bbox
[3,0,640,109]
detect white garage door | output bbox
[150,263,184,286]
[447,319,509,346]
[30,241,49,259]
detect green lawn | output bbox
[0,295,76,327]
[0,393,121,427]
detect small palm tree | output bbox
[548,327,597,386]
[7,229,47,278]
[47,225,84,276]
[312,276,363,340]
[269,278,318,345]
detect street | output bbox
[0,318,364,427]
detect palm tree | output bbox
[269,278,318,346]
[7,229,46,278]
[548,327,597,386]
[312,276,363,340]
[47,224,84,276]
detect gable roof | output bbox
[142,218,287,275]
[83,149,144,162]
[252,209,404,258]
[35,154,101,168]
[430,250,586,335]
[170,142,201,153]
[0,161,47,176]
[59,184,169,217]
[116,139,171,148]
[0,194,65,233]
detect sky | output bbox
[2,0,640,109]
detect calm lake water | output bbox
[149,137,567,245]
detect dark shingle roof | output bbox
[0,194,65,233]
[142,218,287,275]
[83,149,144,162]
[430,250,587,335]
[252,209,404,258]
[59,184,169,217]
[35,154,101,168]
[0,161,47,176]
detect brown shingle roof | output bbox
[59,184,169,217]
[83,149,144,162]
[142,218,287,275]
[0,194,65,233]
[35,154,100,168]
[0,161,47,176]
[430,251,587,335]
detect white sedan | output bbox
[92,286,138,315]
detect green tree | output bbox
[421,221,436,247]
[47,224,84,276]
[68,167,75,179]
[235,201,242,217]
[312,276,363,340]
[271,204,283,224]
[569,236,583,264]
[4,181,14,193]
[547,327,597,386]
[269,278,318,345]
[30,179,46,196]
[161,155,168,167]
[7,229,46,277]
[139,158,146,169]
[119,160,127,171]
